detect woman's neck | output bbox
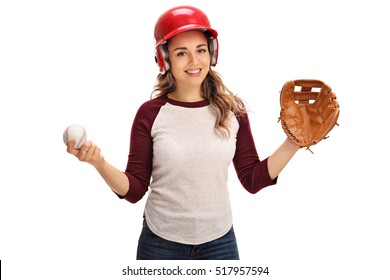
[168,88,204,102]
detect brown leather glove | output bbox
[279,79,340,152]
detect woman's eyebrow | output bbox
[173,47,187,52]
[196,44,207,48]
[173,44,207,52]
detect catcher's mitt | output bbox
[279,79,340,152]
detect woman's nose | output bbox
[188,52,198,64]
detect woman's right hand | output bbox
[66,140,105,168]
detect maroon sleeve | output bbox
[233,113,277,194]
[119,97,165,203]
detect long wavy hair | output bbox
[151,68,247,138]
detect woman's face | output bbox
[168,30,210,89]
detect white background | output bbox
[1,0,389,279]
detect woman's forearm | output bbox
[67,140,130,196]
[94,160,130,196]
[267,137,300,180]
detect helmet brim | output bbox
[155,24,218,47]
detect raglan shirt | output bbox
[120,94,277,245]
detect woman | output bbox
[66,5,299,260]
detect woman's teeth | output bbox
[187,69,200,74]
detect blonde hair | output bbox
[151,69,247,138]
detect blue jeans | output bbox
[136,218,240,260]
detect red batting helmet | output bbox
[154,6,219,74]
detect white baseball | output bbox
[63,124,87,150]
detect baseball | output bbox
[63,124,87,150]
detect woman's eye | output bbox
[177,51,186,57]
[198,48,207,54]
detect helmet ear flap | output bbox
[155,44,170,74]
[209,37,218,67]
